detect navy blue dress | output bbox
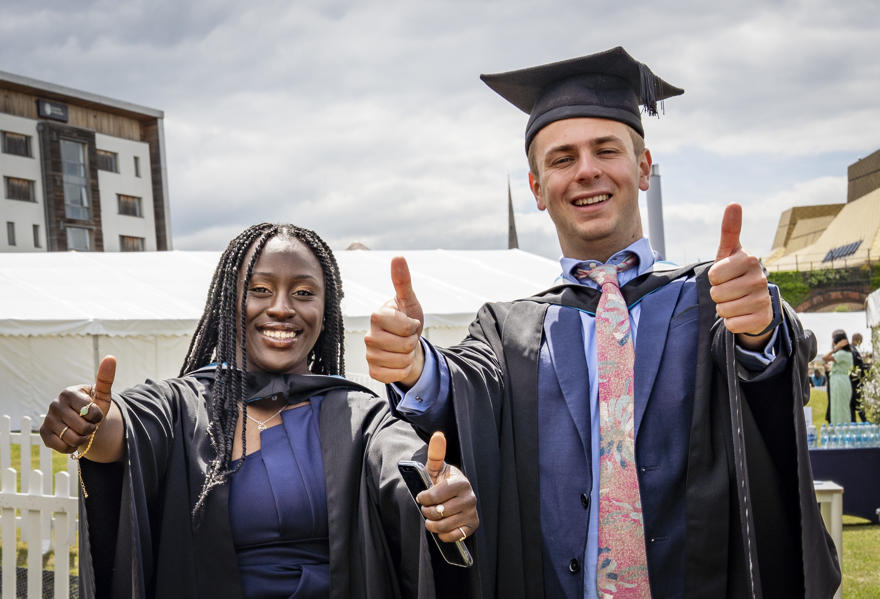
[229,397,329,598]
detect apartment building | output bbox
[0,71,171,252]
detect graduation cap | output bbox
[480,46,684,151]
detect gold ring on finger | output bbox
[436,504,445,517]
[58,426,70,443]
[79,402,97,417]
[458,526,467,542]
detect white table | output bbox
[814,480,843,599]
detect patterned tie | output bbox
[576,254,651,599]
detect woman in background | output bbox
[824,329,854,424]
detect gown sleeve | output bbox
[78,376,221,598]
[322,390,478,599]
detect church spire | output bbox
[508,176,519,249]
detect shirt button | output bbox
[415,396,423,403]
[640,466,647,472]
[580,493,590,509]
[568,558,580,574]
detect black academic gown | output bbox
[78,372,474,599]
[424,264,839,599]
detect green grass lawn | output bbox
[5,411,879,594]
[842,515,880,598]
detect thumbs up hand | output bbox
[364,257,426,388]
[40,355,124,462]
[707,204,775,349]
[416,432,480,543]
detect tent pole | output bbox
[92,334,100,376]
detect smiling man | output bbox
[366,47,840,599]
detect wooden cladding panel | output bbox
[1,85,143,141]
[67,105,142,140]
[1,89,39,118]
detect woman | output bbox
[823,329,854,425]
[40,224,479,599]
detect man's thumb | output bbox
[390,256,422,319]
[715,203,743,262]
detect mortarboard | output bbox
[480,46,684,151]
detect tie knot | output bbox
[573,253,637,287]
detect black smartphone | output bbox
[397,460,474,568]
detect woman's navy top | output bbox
[229,396,329,598]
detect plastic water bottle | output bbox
[806,425,817,449]
[857,423,869,447]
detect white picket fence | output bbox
[0,415,78,599]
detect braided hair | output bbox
[181,223,345,518]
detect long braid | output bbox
[181,223,346,520]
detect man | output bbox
[365,47,839,598]
[850,332,867,421]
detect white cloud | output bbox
[652,176,848,266]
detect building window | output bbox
[117,194,143,217]
[33,224,41,248]
[119,235,145,252]
[60,139,90,220]
[66,226,91,251]
[134,155,141,177]
[96,149,119,173]
[1,131,32,157]
[4,177,36,202]
[6,222,15,246]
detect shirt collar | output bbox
[559,237,657,285]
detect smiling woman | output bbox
[242,236,326,376]
[38,223,480,599]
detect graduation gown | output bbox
[423,264,839,599]
[78,372,473,599]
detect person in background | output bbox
[824,329,854,425]
[850,332,868,421]
[40,223,479,599]
[810,364,827,388]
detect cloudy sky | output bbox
[3,1,879,265]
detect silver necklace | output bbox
[246,406,285,431]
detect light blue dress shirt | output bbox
[390,237,780,598]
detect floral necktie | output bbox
[577,254,651,598]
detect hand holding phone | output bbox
[398,432,477,568]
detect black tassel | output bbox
[638,61,659,116]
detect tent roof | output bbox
[797,311,870,357]
[0,249,562,336]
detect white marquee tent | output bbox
[796,311,870,357]
[0,249,562,426]
[5,249,872,427]
[868,288,880,329]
